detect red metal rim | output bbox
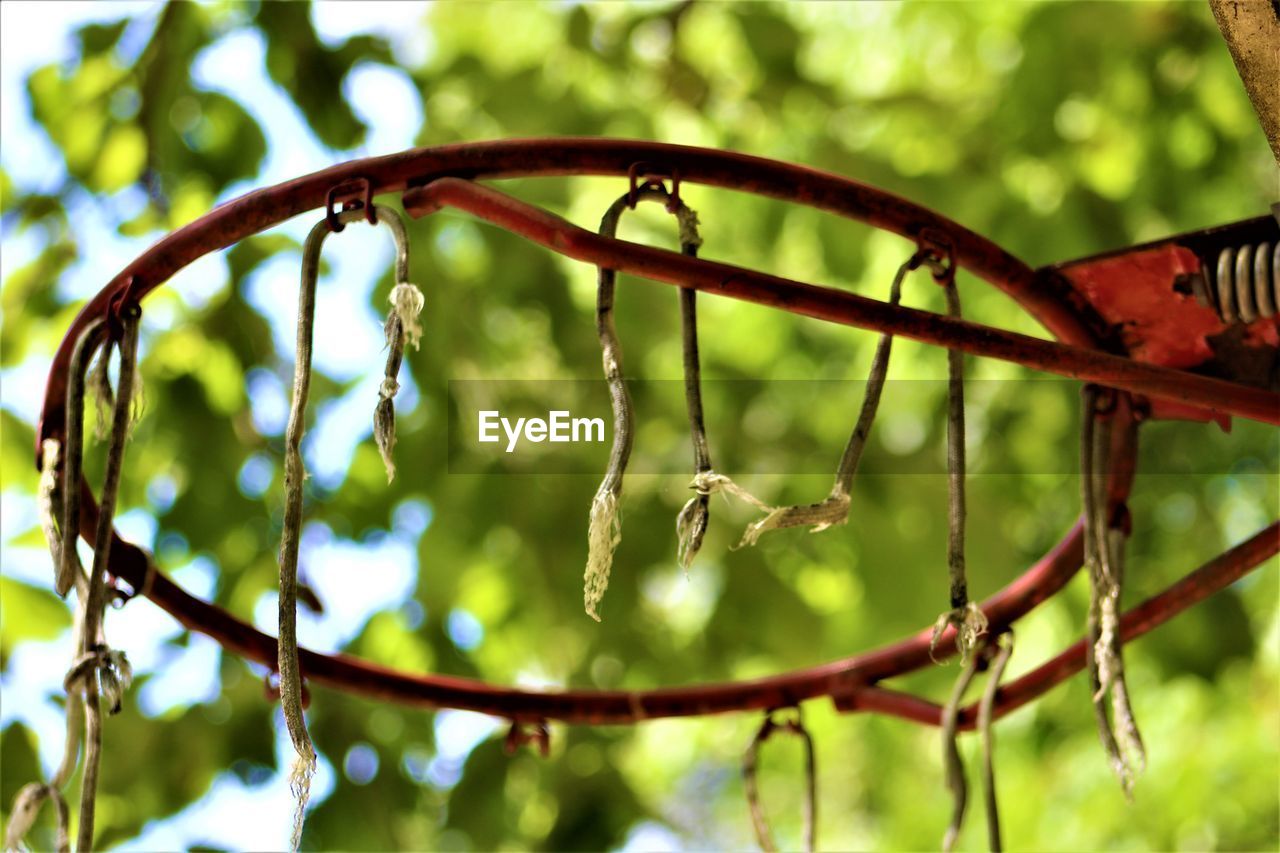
[36,139,1277,730]
[37,137,1118,457]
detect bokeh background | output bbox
[1,2,1277,850]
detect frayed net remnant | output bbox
[388,282,425,350]
[288,747,316,853]
[931,601,989,663]
[737,493,851,548]
[98,649,133,715]
[686,470,851,549]
[1094,589,1121,699]
[584,488,622,621]
[88,346,115,440]
[675,491,709,573]
[375,282,425,483]
[38,439,64,578]
[87,343,145,441]
[373,384,399,483]
[675,470,765,567]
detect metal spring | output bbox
[1195,241,1279,324]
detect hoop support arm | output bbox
[402,178,1280,426]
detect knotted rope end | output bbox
[388,282,425,350]
[931,602,989,664]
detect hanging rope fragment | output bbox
[586,181,707,619]
[278,202,419,849]
[713,245,955,553]
[86,325,145,444]
[4,783,69,853]
[929,257,987,663]
[57,319,106,599]
[279,215,331,851]
[8,434,93,851]
[38,439,65,589]
[86,341,115,441]
[1079,385,1123,786]
[5,604,82,853]
[742,708,818,853]
[978,631,1014,852]
[370,205,423,483]
[662,191,718,573]
[81,304,141,664]
[940,645,981,853]
[74,301,141,853]
[5,618,82,853]
[1100,523,1145,775]
[1080,386,1145,795]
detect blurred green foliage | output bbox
[2,2,1277,850]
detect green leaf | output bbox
[0,578,71,655]
[184,91,267,188]
[76,19,131,56]
[255,3,391,149]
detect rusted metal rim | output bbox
[37,137,1113,458]
[37,139,1273,730]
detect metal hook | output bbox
[504,719,550,757]
[627,161,681,211]
[324,177,376,233]
[304,203,413,289]
[742,706,817,853]
[1085,383,1120,417]
[916,226,957,284]
[105,275,141,342]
